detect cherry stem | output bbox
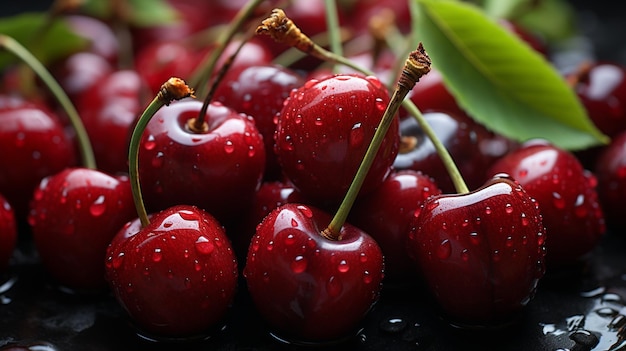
[128,78,196,227]
[191,28,254,133]
[322,46,431,240]
[189,0,265,98]
[0,34,97,170]
[323,0,343,74]
[256,8,470,196]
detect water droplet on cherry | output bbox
[436,239,451,259]
[89,195,106,217]
[291,255,307,273]
[152,248,163,262]
[195,236,215,255]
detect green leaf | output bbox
[0,13,88,70]
[414,0,609,151]
[80,0,179,27]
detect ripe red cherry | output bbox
[105,205,238,339]
[213,63,305,180]
[275,74,399,210]
[594,130,626,231]
[394,110,516,193]
[244,203,384,343]
[77,69,151,174]
[138,99,265,225]
[28,167,136,291]
[0,95,77,222]
[0,193,17,273]
[487,140,605,266]
[50,52,114,103]
[349,169,441,283]
[407,174,546,328]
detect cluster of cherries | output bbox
[1,0,626,346]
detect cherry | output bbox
[213,63,305,180]
[50,52,114,104]
[487,139,605,266]
[594,130,626,231]
[243,202,384,343]
[137,99,265,225]
[62,14,120,64]
[105,205,238,339]
[394,110,517,193]
[28,168,136,291]
[407,174,546,328]
[0,193,17,273]
[349,169,442,283]
[77,69,151,174]
[0,95,77,222]
[275,73,399,210]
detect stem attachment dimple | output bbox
[321,45,431,241]
[128,78,195,227]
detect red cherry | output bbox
[50,52,114,103]
[394,110,517,193]
[0,95,77,221]
[137,99,265,225]
[213,63,305,180]
[0,193,17,273]
[349,169,442,282]
[275,74,399,210]
[105,205,238,338]
[595,130,626,231]
[487,140,605,266]
[243,203,384,343]
[77,69,151,174]
[407,174,546,328]
[28,167,136,291]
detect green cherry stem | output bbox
[322,45,431,240]
[323,0,343,74]
[256,8,469,195]
[0,34,97,170]
[128,78,196,227]
[189,0,265,98]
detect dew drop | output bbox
[469,232,480,245]
[195,236,215,255]
[291,255,307,273]
[460,248,469,261]
[247,145,256,157]
[349,122,364,147]
[112,252,125,269]
[505,203,513,214]
[436,239,451,259]
[326,276,343,297]
[284,234,296,245]
[223,140,235,154]
[375,97,386,111]
[363,270,373,284]
[152,152,164,168]
[152,248,162,262]
[314,117,323,126]
[552,192,566,209]
[291,218,298,227]
[296,205,313,218]
[484,206,492,215]
[89,195,106,217]
[521,213,529,226]
[338,259,350,273]
[144,135,156,150]
[359,252,368,263]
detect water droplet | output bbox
[314,117,323,126]
[363,270,373,284]
[552,192,565,209]
[521,213,529,226]
[294,114,303,124]
[304,79,318,89]
[350,122,364,147]
[284,234,296,245]
[291,255,307,273]
[248,145,256,157]
[290,218,298,227]
[505,203,513,214]
[485,206,492,215]
[296,205,313,218]
[195,236,215,255]
[326,276,342,297]
[224,140,235,154]
[375,97,386,111]
[469,232,480,245]
[460,248,469,261]
[281,135,294,151]
[359,252,368,263]
[436,239,451,259]
[338,260,350,273]
[152,248,163,262]
[152,151,164,168]
[379,317,407,333]
[144,135,156,150]
[89,195,106,217]
[112,252,125,269]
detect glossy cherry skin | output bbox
[394,110,517,193]
[275,74,399,210]
[138,99,265,225]
[595,130,626,231]
[487,140,605,266]
[28,167,136,291]
[349,169,441,283]
[77,69,151,174]
[407,175,546,328]
[244,203,384,342]
[0,193,17,273]
[105,205,238,338]
[213,64,305,181]
[0,95,77,222]
[51,52,114,104]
